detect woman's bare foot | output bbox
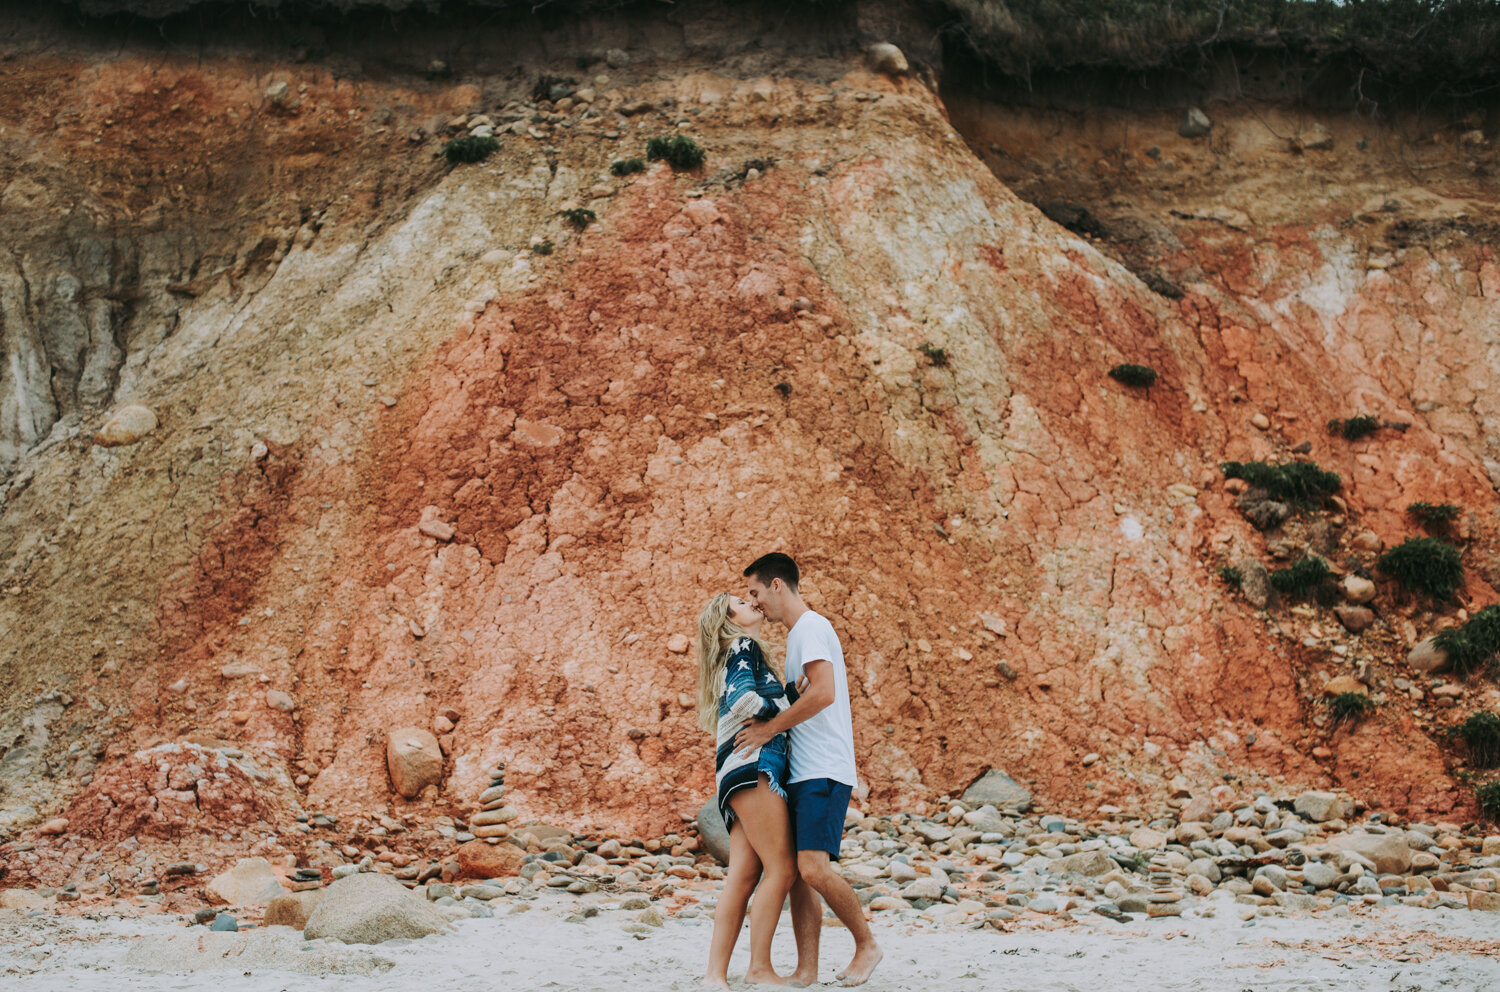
[701,977,732,990]
[837,944,883,987]
[743,967,788,986]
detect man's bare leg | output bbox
[786,875,821,987]
[796,850,882,987]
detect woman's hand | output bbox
[796,675,809,693]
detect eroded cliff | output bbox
[2,2,1498,887]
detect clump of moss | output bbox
[918,343,949,367]
[1434,604,1500,677]
[610,158,646,176]
[1408,501,1461,528]
[646,135,706,170]
[530,241,554,256]
[1269,556,1331,598]
[1377,536,1464,600]
[1108,363,1158,388]
[442,135,500,164]
[1328,415,1380,440]
[1217,565,1243,588]
[1457,710,1500,769]
[561,208,596,229]
[1221,460,1342,506]
[1477,781,1500,821]
[1324,691,1375,727]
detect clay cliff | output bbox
[2,1,1498,882]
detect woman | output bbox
[697,593,796,989]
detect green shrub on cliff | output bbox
[1324,691,1375,727]
[1269,555,1330,598]
[1108,363,1157,388]
[1221,460,1341,506]
[1408,501,1461,528]
[1477,781,1500,821]
[646,135,706,170]
[918,343,949,367]
[442,135,500,164]
[1458,711,1500,769]
[1328,415,1379,440]
[1434,605,1500,677]
[561,208,596,228]
[1377,536,1463,600]
[610,158,646,176]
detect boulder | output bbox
[301,872,449,944]
[1334,606,1375,633]
[455,840,526,878]
[961,769,1032,812]
[1324,832,1412,875]
[95,404,158,446]
[1342,575,1376,604]
[386,727,443,798]
[1050,851,1115,876]
[0,889,47,910]
[1407,637,1451,674]
[697,798,730,866]
[1236,558,1272,608]
[1322,675,1366,696]
[867,42,909,76]
[1179,107,1212,138]
[1179,794,1215,823]
[264,890,323,930]
[1301,861,1340,889]
[1129,827,1166,850]
[205,858,288,906]
[1293,791,1344,823]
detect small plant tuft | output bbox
[1458,710,1500,769]
[530,241,554,256]
[774,382,792,396]
[1221,460,1341,506]
[442,135,500,164]
[1108,363,1158,388]
[1328,415,1380,440]
[1377,536,1464,600]
[918,343,949,367]
[1269,556,1331,598]
[1217,565,1243,588]
[560,208,596,229]
[1324,691,1375,726]
[646,135,706,170]
[1408,501,1461,528]
[1477,781,1500,821]
[610,158,646,177]
[1434,604,1500,677]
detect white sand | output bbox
[4,900,1499,991]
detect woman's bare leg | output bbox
[703,821,761,988]
[729,776,797,986]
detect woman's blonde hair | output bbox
[695,593,777,735]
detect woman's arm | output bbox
[722,640,776,724]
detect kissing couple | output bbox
[695,553,882,988]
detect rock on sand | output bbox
[456,839,526,878]
[961,769,1032,812]
[697,798,730,866]
[302,872,450,945]
[387,727,444,798]
[206,857,288,906]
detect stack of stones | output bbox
[471,761,517,844]
[1147,852,1184,917]
[289,866,323,891]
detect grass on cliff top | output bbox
[1221,460,1341,506]
[1478,781,1500,821]
[938,0,1500,83]
[1269,555,1329,598]
[442,135,499,164]
[1457,710,1500,769]
[1324,691,1375,727]
[646,135,706,170]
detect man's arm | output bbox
[733,659,834,755]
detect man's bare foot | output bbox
[701,977,732,990]
[786,967,819,988]
[743,967,788,986]
[837,944,883,988]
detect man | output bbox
[736,552,882,988]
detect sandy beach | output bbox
[5,896,1499,992]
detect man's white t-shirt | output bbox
[784,610,858,787]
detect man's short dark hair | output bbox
[744,552,799,591]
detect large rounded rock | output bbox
[697,798,730,866]
[206,857,288,906]
[386,727,443,798]
[1323,832,1412,875]
[960,769,1032,812]
[301,872,449,944]
[456,840,525,879]
[1293,790,1345,823]
[867,42,909,76]
[1407,637,1451,674]
[265,890,322,930]
[95,404,158,446]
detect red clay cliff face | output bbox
[2,48,1498,852]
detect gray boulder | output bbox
[1293,790,1345,823]
[1407,637,1451,674]
[697,798,731,866]
[1050,850,1115,876]
[302,872,449,945]
[1179,107,1212,138]
[961,770,1032,812]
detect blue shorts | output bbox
[787,778,853,860]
